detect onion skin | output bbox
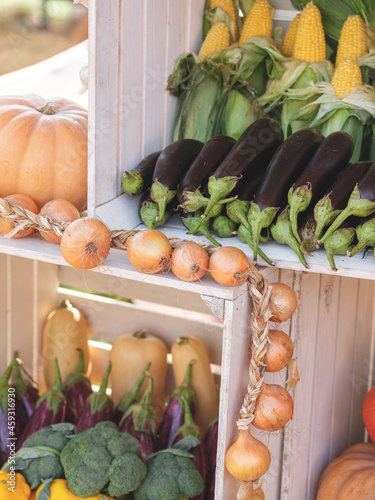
[209,247,250,286]
[0,194,38,238]
[171,241,209,282]
[252,383,294,432]
[60,217,111,269]
[39,199,80,243]
[225,429,271,482]
[269,283,298,323]
[127,229,172,274]
[250,330,293,373]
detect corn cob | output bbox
[331,58,363,99]
[239,0,273,44]
[282,14,300,57]
[210,0,238,40]
[198,22,231,61]
[335,15,368,67]
[293,3,326,63]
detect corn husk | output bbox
[285,82,375,162]
[219,88,261,139]
[359,50,375,85]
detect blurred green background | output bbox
[0,0,87,75]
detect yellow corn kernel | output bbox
[293,3,326,63]
[198,22,231,60]
[239,0,273,44]
[331,58,363,99]
[336,15,368,67]
[282,14,300,57]
[210,0,238,40]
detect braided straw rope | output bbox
[0,196,272,424]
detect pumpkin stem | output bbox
[36,103,56,115]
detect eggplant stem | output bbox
[289,204,302,244]
[131,362,151,396]
[52,359,63,391]
[347,240,367,257]
[319,207,353,244]
[98,362,112,394]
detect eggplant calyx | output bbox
[179,189,209,213]
[248,203,279,262]
[348,218,375,257]
[63,349,90,392]
[151,180,176,222]
[124,375,156,435]
[36,360,66,415]
[313,196,335,242]
[167,363,198,409]
[288,184,312,244]
[323,228,356,271]
[140,199,169,229]
[212,216,238,238]
[12,354,30,399]
[88,363,113,415]
[236,224,274,266]
[181,213,221,246]
[122,170,143,196]
[117,362,151,414]
[173,397,200,442]
[226,199,251,229]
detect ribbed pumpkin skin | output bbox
[0,94,88,211]
[317,443,375,499]
[363,385,375,443]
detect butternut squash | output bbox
[42,300,91,389]
[109,329,168,422]
[171,336,218,436]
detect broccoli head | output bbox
[60,421,147,498]
[133,450,204,500]
[3,423,78,489]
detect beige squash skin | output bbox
[42,300,91,388]
[171,336,218,436]
[0,94,88,211]
[109,330,168,424]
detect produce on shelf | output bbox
[170,241,209,282]
[133,448,204,500]
[237,224,275,266]
[363,384,375,443]
[204,415,219,499]
[332,58,363,99]
[198,21,231,60]
[114,362,151,425]
[335,15,368,67]
[12,353,39,433]
[126,229,172,274]
[252,383,294,431]
[209,246,250,286]
[75,363,113,432]
[269,282,298,323]
[42,300,91,389]
[282,13,300,56]
[138,190,170,230]
[3,423,78,490]
[60,217,111,270]
[122,151,161,197]
[316,442,375,498]
[171,336,218,436]
[212,215,237,238]
[250,329,294,373]
[248,127,323,260]
[181,208,222,246]
[0,194,38,239]
[60,421,146,497]
[0,471,31,500]
[323,218,357,270]
[39,199,80,244]
[0,360,21,467]
[33,479,114,500]
[17,360,66,450]
[0,95,88,211]
[62,349,93,425]
[109,329,168,420]
[119,374,156,459]
[157,363,197,452]
[347,214,375,257]
[240,0,272,43]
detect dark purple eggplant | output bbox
[319,159,375,244]
[113,361,151,425]
[138,189,170,229]
[237,224,274,266]
[151,139,204,221]
[177,135,236,212]
[248,128,323,260]
[314,161,372,241]
[180,209,221,246]
[347,214,375,257]
[172,397,208,500]
[270,206,309,268]
[288,131,354,244]
[62,348,92,425]
[212,215,237,238]
[120,374,156,459]
[226,170,265,229]
[17,359,66,450]
[75,362,113,433]
[204,416,218,500]
[157,363,197,451]
[122,150,161,196]
[323,217,358,270]
[0,360,21,467]
[189,117,283,234]
[12,353,39,434]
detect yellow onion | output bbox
[263,329,294,372]
[252,383,294,432]
[269,283,298,323]
[225,429,271,482]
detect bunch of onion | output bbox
[250,329,294,372]
[209,246,250,286]
[268,283,298,323]
[39,199,80,244]
[252,383,294,432]
[170,241,209,282]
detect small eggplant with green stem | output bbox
[323,218,358,271]
[288,131,354,244]
[12,353,39,431]
[180,209,221,246]
[347,215,375,257]
[237,224,274,266]
[122,150,161,196]
[226,170,265,229]
[139,190,170,229]
[212,215,238,238]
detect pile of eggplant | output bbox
[122,118,375,271]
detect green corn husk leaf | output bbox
[202,5,236,43]
[166,53,201,97]
[359,50,375,85]
[219,88,262,139]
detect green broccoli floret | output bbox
[60,421,146,498]
[133,450,204,500]
[3,423,78,489]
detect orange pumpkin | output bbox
[363,385,375,443]
[0,95,88,211]
[317,442,375,499]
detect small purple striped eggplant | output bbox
[16,359,66,450]
[75,362,114,433]
[120,373,156,459]
[157,362,197,451]
[12,353,39,434]
[63,348,92,425]
[204,416,218,500]
[113,361,151,425]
